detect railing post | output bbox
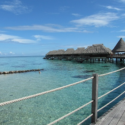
[91,74,98,124]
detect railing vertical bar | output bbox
[91,74,98,124]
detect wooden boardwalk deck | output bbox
[92,98,125,125]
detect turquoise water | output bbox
[0,56,125,125]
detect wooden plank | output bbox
[94,99,125,125]
[108,104,124,125]
[119,111,125,123]
[95,106,119,125]
[97,106,122,125]
[117,111,125,125]
[91,74,98,123]
[117,120,125,125]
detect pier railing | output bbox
[0,68,125,125]
[112,54,125,57]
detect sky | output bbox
[0,0,125,56]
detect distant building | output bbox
[112,38,125,53]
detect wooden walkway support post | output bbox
[91,74,98,124]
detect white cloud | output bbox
[72,13,81,17]
[120,0,125,3]
[0,30,6,33]
[0,52,2,55]
[60,6,69,12]
[120,30,125,32]
[0,0,31,14]
[71,13,119,27]
[117,36,125,38]
[10,51,15,54]
[121,13,125,17]
[105,6,121,11]
[63,45,89,49]
[5,24,91,33]
[0,34,36,43]
[34,35,54,41]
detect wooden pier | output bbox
[93,98,125,125]
[44,38,125,64]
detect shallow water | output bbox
[0,56,125,125]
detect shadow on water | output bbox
[0,63,9,66]
[80,63,125,125]
[72,75,91,79]
[97,63,125,119]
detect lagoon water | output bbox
[0,56,125,125]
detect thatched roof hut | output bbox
[46,50,57,55]
[56,49,65,55]
[45,43,112,57]
[51,50,58,55]
[112,38,125,52]
[46,51,52,56]
[85,46,94,54]
[74,47,85,54]
[64,48,75,55]
[84,44,112,54]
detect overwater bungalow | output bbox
[112,38,125,62]
[56,49,65,55]
[54,49,65,60]
[44,39,125,63]
[74,47,86,54]
[84,44,112,56]
[73,47,86,61]
[112,38,125,53]
[77,44,113,62]
[64,48,75,55]
[44,44,113,62]
[63,48,75,60]
[45,50,57,59]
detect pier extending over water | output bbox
[44,38,125,64]
[93,98,125,125]
[44,44,114,63]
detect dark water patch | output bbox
[102,66,110,67]
[0,120,8,124]
[10,95,13,96]
[0,63,8,66]
[32,63,42,65]
[19,106,22,110]
[72,75,91,79]
[12,65,25,68]
[83,70,96,73]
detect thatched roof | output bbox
[112,38,125,52]
[46,50,57,55]
[74,47,85,54]
[46,44,112,56]
[84,44,112,54]
[56,49,65,55]
[64,48,75,54]
[51,50,58,55]
[46,51,52,55]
